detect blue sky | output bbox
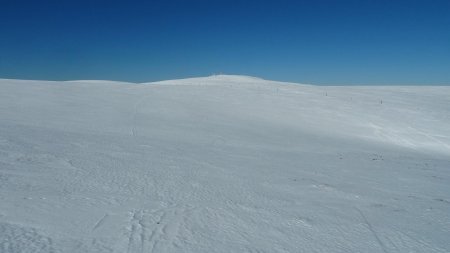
[1,0,449,84]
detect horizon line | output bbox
[0,74,449,86]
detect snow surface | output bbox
[0,75,449,252]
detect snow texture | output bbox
[0,75,449,252]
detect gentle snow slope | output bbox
[0,75,449,253]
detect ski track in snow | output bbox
[92,213,109,231]
[0,75,449,252]
[355,207,389,253]
[123,206,191,253]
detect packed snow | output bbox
[0,75,449,252]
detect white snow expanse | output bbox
[0,75,449,253]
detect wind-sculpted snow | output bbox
[0,75,449,252]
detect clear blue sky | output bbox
[1,0,449,84]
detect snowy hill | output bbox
[0,76,449,252]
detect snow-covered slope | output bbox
[0,75,449,252]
